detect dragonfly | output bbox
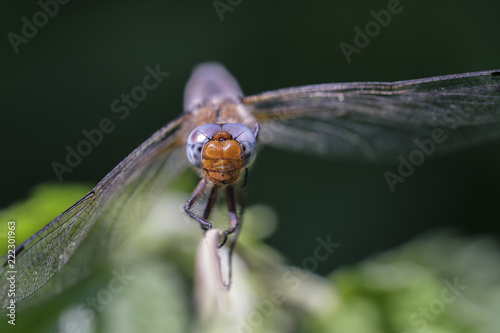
[1,63,500,309]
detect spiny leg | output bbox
[230,188,245,258]
[225,184,244,285]
[242,168,249,188]
[202,184,219,220]
[218,184,239,248]
[184,178,212,231]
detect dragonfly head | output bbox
[186,123,257,185]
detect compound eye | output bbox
[222,123,257,167]
[186,124,221,167]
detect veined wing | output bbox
[244,70,500,161]
[0,113,190,310]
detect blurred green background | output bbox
[1,1,500,331]
[2,0,499,272]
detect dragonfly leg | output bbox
[202,184,219,220]
[218,184,239,248]
[184,178,213,231]
[221,184,244,285]
[241,168,249,188]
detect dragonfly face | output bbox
[1,62,499,308]
[202,129,243,185]
[186,123,257,185]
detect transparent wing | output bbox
[0,113,190,309]
[244,70,500,161]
